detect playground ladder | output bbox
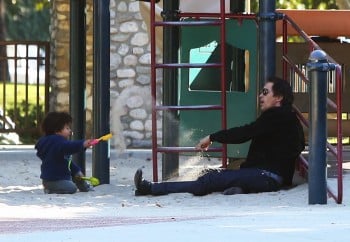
[149,0,228,181]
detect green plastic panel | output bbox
[178,18,258,158]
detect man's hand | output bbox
[195,135,212,151]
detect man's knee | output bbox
[192,171,217,196]
[244,177,280,193]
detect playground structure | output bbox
[1,1,346,204]
[145,0,347,204]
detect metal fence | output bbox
[0,41,50,144]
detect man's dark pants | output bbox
[151,168,281,196]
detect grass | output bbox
[0,82,46,144]
[0,82,45,113]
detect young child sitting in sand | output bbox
[35,111,94,194]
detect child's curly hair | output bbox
[41,111,72,135]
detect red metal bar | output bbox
[178,12,256,19]
[282,19,288,80]
[154,20,221,27]
[155,105,223,111]
[156,63,222,68]
[327,65,343,204]
[219,0,227,168]
[298,154,309,169]
[157,147,223,153]
[150,0,158,182]
[336,65,343,203]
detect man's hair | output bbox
[268,76,294,107]
[41,111,72,135]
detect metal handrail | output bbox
[279,13,343,204]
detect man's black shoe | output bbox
[134,169,152,196]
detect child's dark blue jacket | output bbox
[35,134,85,181]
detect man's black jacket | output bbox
[210,106,305,186]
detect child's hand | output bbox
[84,139,94,148]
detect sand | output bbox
[0,146,349,241]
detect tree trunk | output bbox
[336,0,350,9]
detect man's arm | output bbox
[196,108,281,148]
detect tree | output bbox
[276,0,338,9]
[4,0,50,41]
[250,0,341,12]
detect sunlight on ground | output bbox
[260,227,311,233]
[0,185,42,194]
[0,203,99,219]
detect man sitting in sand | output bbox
[134,77,305,196]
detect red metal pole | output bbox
[282,17,288,81]
[220,0,227,167]
[336,65,343,203]
[150,0,158,182]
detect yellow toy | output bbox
[90,133,113,145]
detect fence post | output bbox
[307,49,336,204]
[162,0,180,180]
[70,0,86,173]
[92,0,110,184]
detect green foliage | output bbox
[0,83,46,110]
[0,83,45,144]
[250,0,339,12]
[7,100,44,143]
[276,0,338,9]
[4,0,51,41]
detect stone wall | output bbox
[49,0,94,135]
[50,0,162,150]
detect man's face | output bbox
[259,82,282,112]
